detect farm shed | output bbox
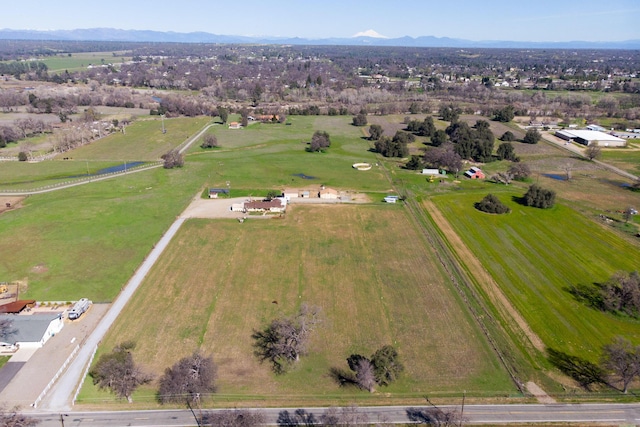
[464,167,485,179]
[555,130,626,147]
[384,195,399,203]
[319,187,339,199]
[0,313,63,348]
[0,300,36,314]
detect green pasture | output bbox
[78,206,514,407]
[600,149,640,175]
[62,117,210,161]
[39,52,131,73]
[0,164,206,302]
[433,191,640,361]
[0,160,126,190]
[190,116,390,193]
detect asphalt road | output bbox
[28,403,640,426]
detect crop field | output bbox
[432,191,640,361]
[79,205,514,406]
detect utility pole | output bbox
[161,114,166,134]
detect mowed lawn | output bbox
[433,192,640,360]
[89,205,514,405]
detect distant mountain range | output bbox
[0,28,639,49]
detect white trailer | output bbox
[68,298,91,320]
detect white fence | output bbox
[72,344,98,406]
[33,343,80,408]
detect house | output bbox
[282,189,300,201]
[228,122,241,129]
[421,169,446,176]
[208,188,229,198]
[0,313,64,349]
[464,167,485,179]
[319,187,339,199]
[0,300,36,314]
[244,198,286,213]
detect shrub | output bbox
[475,194,511,214]
[17,152,28,161]
[523,129,541,144]
[524,184,556,208]
[161,150,184,169]
[500,131,515,141]
[200,134,218,149]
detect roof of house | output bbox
[0,313,61,344]
[0,300,36,314]
[320,188,338,195]
[245,199,283,210]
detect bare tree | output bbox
[354,358,376,393]
[622,207,635,223]
[0,319,16,343]
[162,149,184,169]
[600,271,640,316]
[600,336,640,393]
[252,303,322,374]
[0,405,40,427]
[203,409,265,427]
[200,134,218,149]
[585,144,602,161]
[158,352,217,404]
[562,162,574,181]
[89,341,153,402]
[507,162,531,180]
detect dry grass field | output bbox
[90,204,514,406]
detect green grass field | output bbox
[600,148,640,175]
[39,52,132,73]
[0,165,206,301]
[78,205,514,406]
[433,191,640,361]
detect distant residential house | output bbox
[228,122,241,129]
[282,189,300,201]
[209,188,229,198]
[384,195,399,203]
[244,198,286,213]
[464,167,485,179]
[0,313,64,348]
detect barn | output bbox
[555,130,626,147]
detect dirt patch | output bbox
[0,196,25,214]
[526,381,556,404]
[31,264,49,274]
[423,199,545,353]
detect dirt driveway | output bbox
[180,196,250,219]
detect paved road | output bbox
[40,218,186,411]
[27,403,640,426]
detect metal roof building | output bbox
[554,130,626,147]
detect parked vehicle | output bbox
[68,298,91,320]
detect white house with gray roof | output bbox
[0,313,63,349]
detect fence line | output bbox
[0,161,162,195]
[72,344,98,406]
[33,343,80,408]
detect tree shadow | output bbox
[277,409,317,427]
[547,348,604,390]
[328,366,357,387]
[406,407,461,425]
[564,282,605,311]
[511,195,527,206]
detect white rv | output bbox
[68,298,91,320]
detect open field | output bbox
[58,116,210,161]
[600,148,640,175]
[0,165,206,301]
[432,191,640,363]
[79,205,514,406]
[38,52,132,73]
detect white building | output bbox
[555,130,626,147]
[0,313,64,349]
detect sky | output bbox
[2,0,639,42]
